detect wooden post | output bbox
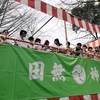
[60,7,68,48]
[64,20,68,48]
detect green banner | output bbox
[0,44,100,100]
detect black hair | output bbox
[54,38,62,46]
[88,46,92,51]
[20,30,27,35]
[95,50,99,52]
[77,43,82,47]
[28,36,34,41]
[44,40,49,45]
[83,44,87,48]
[2,30,9,34]
[35,38,41,43]
[67,41,70,46]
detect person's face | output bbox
[46,42,49,45]
[96,51,99,54]
[83,46,87,50]
[77,45,81,48]
[21,33,26,37]
[3,31,9,36]
[89,48,92,52]
[30,40,34,42]
[54,40,57,44]
[66,43,70,47]
[38,40,41,44]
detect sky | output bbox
[33,0,90,48]
[13,0,97,48]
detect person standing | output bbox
[74,43,83,57]
[14,30,28,48]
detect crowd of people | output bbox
[0,30,100,60]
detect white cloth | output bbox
[14,35,28,48]
[27,40,33,49]
[33,42,42,50]
[52,44,64,49]
[0,34,3,44]
[0,34,13,44]
[51,44,58,48]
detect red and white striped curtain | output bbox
[15,0,100,34]
[14,0,100,99]
[87,39,100,48]
[35,94,100,100]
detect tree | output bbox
[0,0,61,43]
[60,0,100,43]
[0,0,48,37]
[71,0,100,40]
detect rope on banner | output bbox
[0,36,100,60]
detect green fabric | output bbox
[0,44,100,100]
